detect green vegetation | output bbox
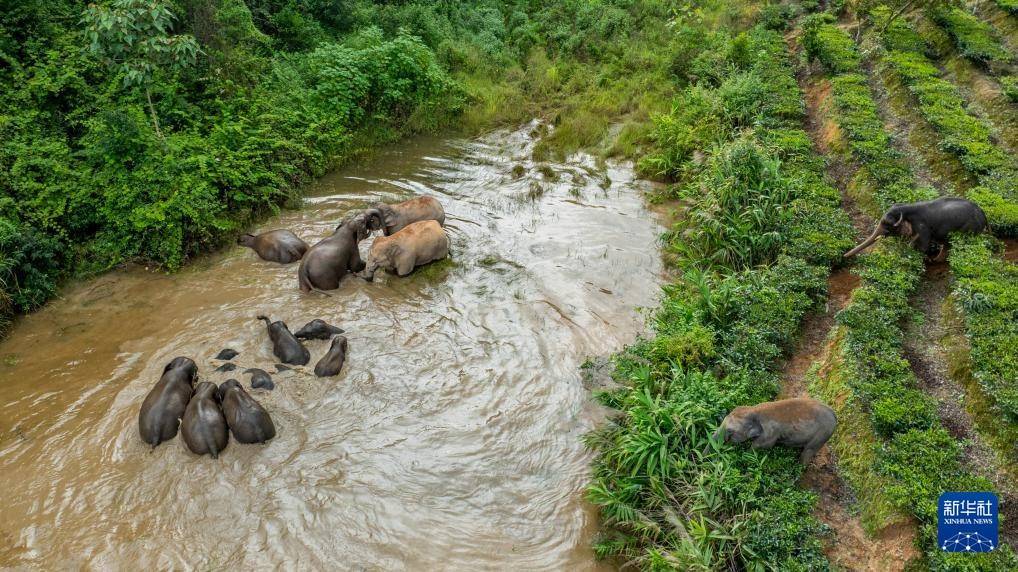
[873,7,1018,236]
[586,19,855,568]
[932,6,1012,67]
[803,15,1018,568]
[998,0,1018,15]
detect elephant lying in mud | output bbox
[844,197,987,259]
[366,196,446,236]
[298,215,371,292]
[238,230,308,264]
[361,220,450,281]
[714,398,836,465]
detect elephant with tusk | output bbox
[845,197,987,258]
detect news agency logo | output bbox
[938,492,998,553]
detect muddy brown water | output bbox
[0,123,665,570]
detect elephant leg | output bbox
[751,434,778,449]
[800,445,820,465]
[350,247,366,273]
[911,222,931,255]
[396,256,415,276]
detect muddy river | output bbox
[0,123,664,570]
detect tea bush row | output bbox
[804,17,1018,568]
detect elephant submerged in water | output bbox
[844,197,987,259]
[298,215,371,293]
[366,196,445,236]
[238,230,308,264]
[361,220,450,281]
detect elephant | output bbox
[138,357,198,447]
[365,195,446,236]
[181,382,229,458]
[238,230,308,264]
[361,220,450,281]
[294,319,345,340]
[256,315,310,365]
[245,368,274,391]
[298,215,371,293]
[314,336,348,377]
[844,197,987,258]
[219,379,276,444]
[713,398,836,465]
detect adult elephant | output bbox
[237,230,308,264]
[298,215,371,293]
[361,220,449,281]
[365,196,445,236]
[844,197,987,258]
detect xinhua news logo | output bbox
[938,492,999,553]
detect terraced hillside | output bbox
[587,1,1018,569]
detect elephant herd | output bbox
[237,195,450,292]
[138,195,450,458]
[141,191,990,464]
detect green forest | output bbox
[3,0,1018,570]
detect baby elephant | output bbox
[314,336,348,377]
[138,357,198,447]
[257,315,310,366]
[181,382,229,458]
[238,230,308,264]
[365,195,445,236]
[294,319,344,340]
[361,220,450,281]
[713,398,836,465]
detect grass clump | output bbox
[931,7,1012,68]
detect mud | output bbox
[0,122,665,569]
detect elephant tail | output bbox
[257,315,271,325]
[298,262,333,297]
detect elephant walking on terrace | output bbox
[361,220,449,281]
[844,197,987,259]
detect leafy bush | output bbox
[801,15,861,74]
[932,7,1012,67]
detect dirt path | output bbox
[904,263,1018,549]
[779,269,919,570]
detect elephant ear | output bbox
[745,415,763,439]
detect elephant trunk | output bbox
[844,227,885,258]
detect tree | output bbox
[83,1,199,140]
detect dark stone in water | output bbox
[215,348,239,361]
[215,363,237,373]
[275,364,292,373]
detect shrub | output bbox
[932,7,1012,67]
